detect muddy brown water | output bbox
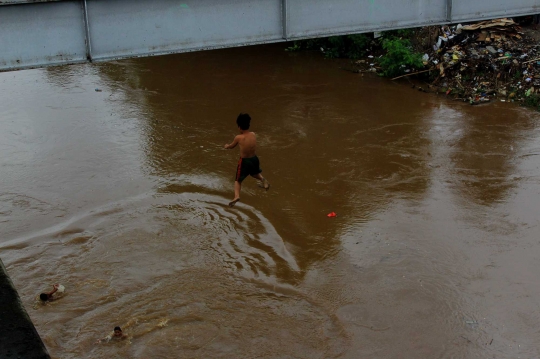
[1,43,540,358]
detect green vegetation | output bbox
[287,30,424,78]
[524,94,540,110]
[378,37,423,77]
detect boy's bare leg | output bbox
[229,181,241,207]
[252,173,270,191]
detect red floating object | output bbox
[327,212,337,217]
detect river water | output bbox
[1,44,540,358]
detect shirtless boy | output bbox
[224,113,269,207]
[39,284,64,302]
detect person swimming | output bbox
[96,326,128,343]
[39,284,64,302]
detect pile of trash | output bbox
[350,18,540,107]
[422,18,540,105]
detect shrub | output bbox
[344,34,372,59]
[378,38,424,77]
[524,93,540,110]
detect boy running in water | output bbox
[224,113,270,207]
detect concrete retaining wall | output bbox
[0,258,50,359]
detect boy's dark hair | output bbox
[114,326,122,331]
[39,293,48,301]
[236,113,251,130]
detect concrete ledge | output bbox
[0,258,50,359]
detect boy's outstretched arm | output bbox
[47,284,59,296]
[224,135,239,149]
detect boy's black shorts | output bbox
[235,156,262,183]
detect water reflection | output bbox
[424,101,535,207]
[448,104,534,206]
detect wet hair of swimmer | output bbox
[39,293,49,301]
[114,326,122,332]
[236,113,251,130]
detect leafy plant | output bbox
[378,38,423,77]
[285,42,302,52]
[524,93,540,109]
[345,34,372,59]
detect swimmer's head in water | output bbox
[39,293,49,301]
[113,327,122,336]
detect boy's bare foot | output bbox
[229,198,240,207]
[257,178,270,191]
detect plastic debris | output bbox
[465,320,479,328]
[486,46,497,54]
[422,18,539,104]
[327,212,337,217]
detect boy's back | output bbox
[236,131,257,158]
